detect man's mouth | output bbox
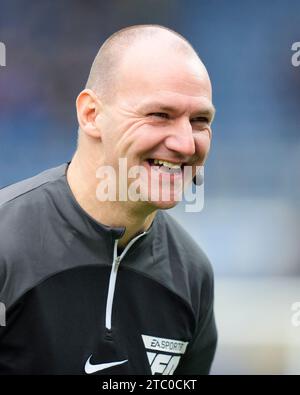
[146,159,184,174]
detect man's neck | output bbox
[66,151,156,247]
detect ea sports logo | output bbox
[141,334,189,375]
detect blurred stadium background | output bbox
[1,0,300,374]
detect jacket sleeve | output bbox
[174,272,218,375]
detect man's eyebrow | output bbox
[139,101,216,120]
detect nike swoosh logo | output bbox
[84,355,128,374]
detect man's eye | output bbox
[191,117,209,123]
[148,112,169,119]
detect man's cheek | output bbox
[130,129,164,154]
[194,135,211,163]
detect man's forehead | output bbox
[115,36,213,113]
[119,39,211,90]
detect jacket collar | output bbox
[51,162,156,246]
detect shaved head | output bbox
[74,24,214,214]
[85,24,204,103]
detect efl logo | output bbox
[291,42,300,67]
[0,302,6,326]
[0,42,6,67]
[142,334,189,375]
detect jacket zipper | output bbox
[105,231,148,332]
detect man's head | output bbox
[76,25,215,213]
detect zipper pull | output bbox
[113,256,121,271]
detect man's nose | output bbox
[164,121,196,157]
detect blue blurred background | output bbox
[1,0,300,374]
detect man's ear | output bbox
[76,89,102,138]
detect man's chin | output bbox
[140,187,183,210]
[146,198,180,210]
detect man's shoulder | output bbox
[0,163,68,255]
[0,163,69,300]
[0,163,68,209]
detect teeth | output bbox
[153,159,182,169]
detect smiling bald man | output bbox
[0,25,217,375]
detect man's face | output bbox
[95,40,214,211]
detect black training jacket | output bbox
[0,163,217,375]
